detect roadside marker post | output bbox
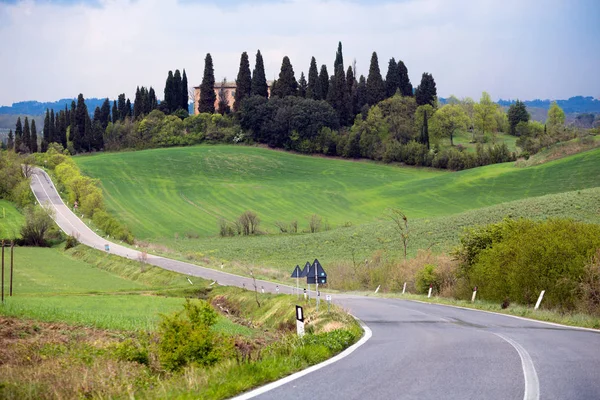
[296,305,305,337]
[428,284,432,298]
[375,285,380,294]
[326,294,332,313]
[402,282,406,294]
[471,287,477,303]
[534,290,545,310]
[1,240,4,304]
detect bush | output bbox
[64,234,79,250]
[415,264,438,294]
[20,205,55,246]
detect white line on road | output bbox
[493,332,540,400]
[230,318,373,400]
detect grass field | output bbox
[0,200,23,239]
[75,145,600,242]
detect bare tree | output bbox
[137,250,148,272]
[239,211,260,235]
[21,155,36,178]
[244,265,261,308]
[309,214,322,233]
[388,208,409,259]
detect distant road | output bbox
[30,167,600,400]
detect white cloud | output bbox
[0,0,597,105]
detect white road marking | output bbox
[493,332,540,400]
[230,318,373,400]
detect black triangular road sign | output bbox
[291,265,302,278]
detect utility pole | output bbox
[10,240,14,296]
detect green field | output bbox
[76,145,600,241]
[0,199,23,239]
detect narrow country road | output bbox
[30,167,600,400]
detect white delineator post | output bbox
[296,306,305,337]
[428,285,432,298]
[402,282,407,294]
[534,290,545,310]
[375,285,380,294]
[315,264,319,312]
[471,287,477,303]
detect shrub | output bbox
[238,211,260,235]
[415,264,438,294]
[64,234,79,250]
[20,205,55,246]
[309,214,322,233]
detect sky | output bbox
[0,0,599,106]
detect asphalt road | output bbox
[30,167,600,400]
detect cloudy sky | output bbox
[0,0,599,105]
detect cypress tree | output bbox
[234,52,252,111]
[334,41,344,75]
[251,50,269,98]
[111,100,118,126]
[73,93,88,152]
[7,129,14,150]
[319,64,329,100]
[30,119,38,153]
[164,71,174,113]
[415,72,437,107]
[126,99,132,118]
[356,75,368,113]
[117,94,127,121]
[385,57,399,98]
[15,117,23,151]
[327,64,350,126]
[347,65,358,117]
[43,109,50,151]
[419,109,430,149]
[199,53,216,113]
[272,56,297,97]
[49,109,56,144]
[70,100,76,140]
[23,117,31,153]
[84,111,93,152]
[173,69,182,111]
[397,60,413,96]
[217,78,231,115]
[306,56,321,100]
[366,52,385,105]
[100,98,111,128]
[149,87,158,111]
[298,72,307,98]
[134,86,142,118]
[181,69,189,111]
[60,107,68,148]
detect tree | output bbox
[356,75,368,114]
[30,119,38,153]
[73,93,89,152]
[7,129,14,150]
[148,87,158,111]
[397,60,413,97]
[298,72,307,98]
[507,100,529,136]
[217,78,231,115]
[100,98,111,127]
[547,101,565,131]
[22,117,31,153]
[327,61,351,126]
[415,72,437,106]
[199,53,216,113]
[334,41,344,74]
[306,56,321,100]
[173,70,182,112]
[20,205,55,246]
[319,64,329,101]
[389,208,409,259]
[126,99,132,118]
[234,52,252,111]
[117,94,127,121]
[163,70,174,113]
[366,52,385,105]
[474,91,498,137]
[271,56,297,97]
[49,109,56,144]
[418,108,430,149]
[431,104,469,146]
[42,109,50,152]
[251,50,269,98]
[385,57,399,98]
[181,69,189,111]
[112,100,118,125]
[14,117,23,152]
[347,65,358,117]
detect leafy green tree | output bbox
[415,105,434,149]
[14,117,23,152]
[415,72,437,106]
[431,104,469,146]
[319,64,329,100]
[474,91,497,137]
[298,72,307,98]
[547,101,565,130]
[199,53,216,113]
[181,69,189,111]
[271,56,297,97]
[251,50,269,98]
[7,129,14,150]
[507,100,529,135]
[22,117,31,153]
[234,52,252,112]
[385,57,399,98]
[30,119,38,153]
[366,52,385,105]
[307,56,321,100]
[397,60,413,96]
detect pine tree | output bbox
[319,64,329,100]
[30,119,38,153]
[507,99,529,135]
[397,60,413,96]
[181,69,189,111]
[271,56,297,97]
[298,72,307,98]
[42,109,50,152]
[306,56,321,100]
[199,53,216,113]
[111,100,118,125]
[251,50,269,98]
[385,57,399,98]
[234,52,252,111]
[356,75,368,114]
[100,98,111,128]
[7,129,14,150]
[415,72,437,107]
[15,117,23,152]
[173,70,182,111]
[164,71,174,113]
[22,117,31,153]
[366,52,385,105]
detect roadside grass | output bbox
[0,199,23,239]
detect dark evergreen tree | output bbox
[217,79,231,115]
[70,100,76,141]
[126,98,132,118]
[298,72,307,98]
[306,56,321,100]
[199,53,216,113]
[334,42,344,75]
[356,75,368,114]
[347,65,358,117]
[385,57,400,98]
[271,56,297,97]
[415,72,437,107]
[100,98,111,128]
[30,119,38,153]
[15,117,23,152]
[397,60,413,96]
[49,109,56,144]
[111,100,118,126]
[117,94,127,121]
[134,86,142,118]
[22,117,31,153]
[319,64,329,100]
[419,109,430,149]
[507,100,530,135]
[234,52,252,111]
[327,63,350,126]
[59,108,68,148]
[366,52,385,105]
[148,87,158,111]
[181,69,189,111]
[43,109,50,152]
[7,129,14,150]
[73,93,88,152]
[251,50,269,98]
[84,111,93,152]
[173,69,182,111]
[164,71,174,113]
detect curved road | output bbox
[30,167,600,400]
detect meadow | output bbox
[0,199,23,239]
